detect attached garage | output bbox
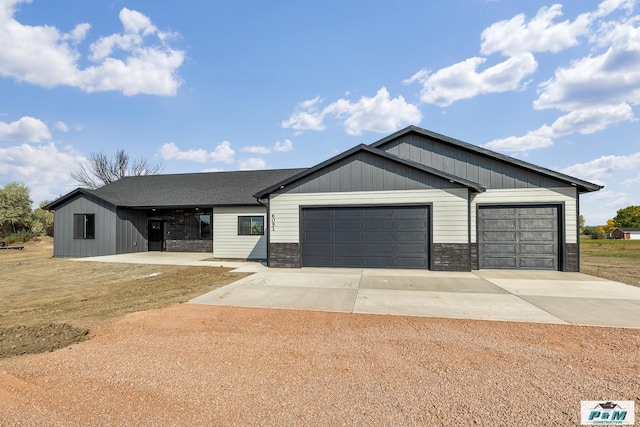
[302,205,430,269]
[478,205,560,270]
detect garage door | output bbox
[478,206,559,270]
[302,206,429,269]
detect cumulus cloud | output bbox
[486,104,636,151]
[282,87,422,135]
[273,139,293,152]
[158,141,235,164]
[404,54,537,106]
[241,139,294,154]
[241,145,270,154]
[480,4,592,56]
[0,116,51,142]
[0,1,184,96]
[239,157,266,170]
[560,152,640,181]
[0,142,84,205]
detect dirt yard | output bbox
[0,237,247,358]
[0,238,639,425]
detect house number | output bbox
[271,213,276,231]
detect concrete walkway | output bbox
[75,252,640,328]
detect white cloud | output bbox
[485,125,554,152]
[241,139,293,154]
[0,142,84,205]
[551,103,635,135]
[239,157,266,170]
[404,54,537,106]
[480,4,592,56]
[560,152,640,181]
[241,145,270,154]
[486,104,636,151]
[0,116,51,142]
[282,87,422,135]
[273,139,293,152]
[54,121,68,132]
[281,96,326,133]
[535,13,640,111]
[158,141,235,164]
[0,1,184,96]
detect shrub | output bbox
[591,231,607,240]
[2,229,39,245]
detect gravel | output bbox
[1,304,639,426]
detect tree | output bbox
[31,200,54,236]
[597,219,617,235]
[579,215,585,234]
[71,149,164,189]
[613,205,640,228]
[0,182,32,235]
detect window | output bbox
[238,216,264,236]
[73,214,95,239]
[196,213,211,238]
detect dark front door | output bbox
[148,220,164,251]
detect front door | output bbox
[148,220,164,251]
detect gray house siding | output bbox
[267,150,474,271]
[53,195,117,257]
[283,150,462,194]
[378,133,569,189]
[116,208,147,254]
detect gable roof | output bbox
[370,125,603,194]
[615,227,640,233]
[254,144,486,199]
[45,168,306,210]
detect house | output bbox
[611,227,640,240]
[46,125,603,271]
[45,169,305,259]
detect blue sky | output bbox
[1,0,639,225]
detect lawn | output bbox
[580,238,640,287]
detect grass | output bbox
[580,238,640,287]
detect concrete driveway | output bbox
[191,267,640,328]
[75,252,640,328]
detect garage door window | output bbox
[238,216,264,236]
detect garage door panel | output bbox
[479,206,559,271]
[519,257,556,269]
[302,206,429,269]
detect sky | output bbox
[1,0,639,225]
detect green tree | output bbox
[579,215,585,234]
[613,205,640,228]
[0,182,32,236]
[31,200,54,236]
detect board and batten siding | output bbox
[471,187,578,243]
[116,208,147,254]
[269,189,469,245]
[213,206,267,259]
[52,195,117,257]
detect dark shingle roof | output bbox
[46,168,306,210]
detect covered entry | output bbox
[478,205,560,270]
[301,205,430,269]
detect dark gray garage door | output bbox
[478,206,559,270]
[302,206,430,269]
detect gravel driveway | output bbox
[1,304,639,426]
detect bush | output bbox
[591,231,607,240]
[2,229,39,245]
